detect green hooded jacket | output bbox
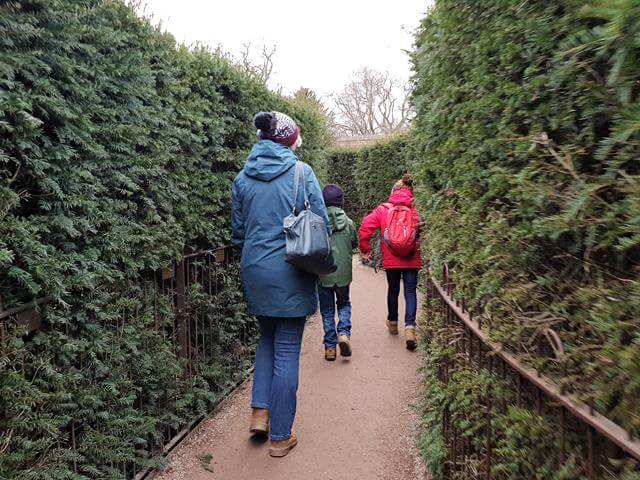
[319,207,359,288]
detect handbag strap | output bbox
[292,161,309,213]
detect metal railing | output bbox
[1,245,253,480]
[426,266,640,479]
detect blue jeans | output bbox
[318,285,352,348]
[386,269,418,327]
[251,316,306,440]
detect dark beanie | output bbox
[322,184,344,208]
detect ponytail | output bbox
[392,174,414,193]
[401,174,414,190]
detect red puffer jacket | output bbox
[359,188,422,270]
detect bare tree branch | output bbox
[292,88,337,141]
[330,68,414,136]
[238,42,276,85]
[260,44,276,84]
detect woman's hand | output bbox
[361,252,371,263]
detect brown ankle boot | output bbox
[269,431,298,457]
[325,347,337,361]
[338,334,352,357]
[386,319,399,335]
[405,326,417,350]
[249,408,269,435]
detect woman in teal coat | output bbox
[231,111,329,457]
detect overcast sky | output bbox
[140,1,431,98]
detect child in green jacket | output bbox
[318,184,359,361]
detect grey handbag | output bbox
[283,162,337,275]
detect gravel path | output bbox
[155,261,426,480]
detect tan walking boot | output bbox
[386,319,399,335]
[249,408,269,435]
[405,326,417,351]
[269,431,298,457]
[325,347,337,361]
[338,334,352,357]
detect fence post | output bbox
[486,396,492,480]
[175,258,188,360]
[0,294,4,354]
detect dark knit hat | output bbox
[322,184,344,208]
[254,111,301,148]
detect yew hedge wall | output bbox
[326,134,413,223]
[411,0,640,477]
[0,1,329,478]
[326,148,362,220]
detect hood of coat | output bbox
[244,140,297,182]
[327,206,349,232]
[387,188,414,206]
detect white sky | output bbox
[140,1,431,98]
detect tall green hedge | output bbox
[326,134,413,222]
[411,0,640,474]
[0,1,329,478]
[355,134,414,214]
[326,148,362,220]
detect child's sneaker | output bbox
[386,319,399,335]
[325,347,337,361]
[338,334,352,357]
[405,326,417,350]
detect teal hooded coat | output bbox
[231,140,330,317]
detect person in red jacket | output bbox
[359,175,422,350]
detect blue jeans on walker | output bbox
[251,316,306,441]
[386,269,418,327]
[318,285,352,349]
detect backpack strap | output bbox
[381,203,394,229]
[292,161,309,213]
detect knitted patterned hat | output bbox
[254,111,301,148]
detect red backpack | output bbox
[382,203,418,257]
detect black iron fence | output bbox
[426,266,640,479]
[0,246,255,480]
